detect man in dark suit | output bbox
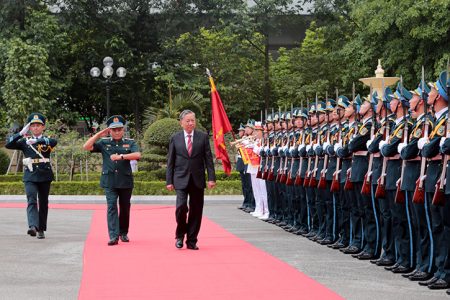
[166,110,216,250]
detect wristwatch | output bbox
[120,154,124,160]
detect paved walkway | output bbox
[0,196,447,299]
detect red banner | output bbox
[209,76,232,175]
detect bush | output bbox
[143,118,181,149]
[0,180,242,195]
[0,169,240,182]
[0,149,10,175]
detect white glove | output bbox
[440,137,446,148]
[334,142,342,152]
[366,139,373,149]
[397,142,407,154]
[282,145,288,151]
[306,145,312,152]
[264,146,269,152]
[289,146,295,153]
[312,143,319,151]
[298,144,305,151]
[379,140,387,150]
[19,123,31,136]
[270,146,276,151]
[322,142,330,150]
[417,137,428,150]
[26,138,37,145]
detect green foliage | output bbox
[0,180,242,195]
[0,150,9,175]
[143,118,181,149]
[2,38,52,124]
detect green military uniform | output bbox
[90,115,139,243]
[5,113,57,238]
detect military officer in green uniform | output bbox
[6,113,57,239]
[83,115,141,246]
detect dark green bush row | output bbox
[0,169,240,182]
[0,180,242,195]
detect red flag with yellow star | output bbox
[208,72,232,175]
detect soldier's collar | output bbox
[362,116,371,124]
[32,135,43,139]
[395,115,405,125]
[435,107,448,120]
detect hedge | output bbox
[0,170,240,182]
[0,180,243,195]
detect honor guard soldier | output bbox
[328,96,351,250]
[291,108,309,235]
[236,123,252,211]
[347,94,378,260]
[418,71,450,289]
[379,84,414,273]
[399,81,434,281]
[6,113,57,239]
[83,115,141,246]
[303,104,319,239]
[317,99,337,245]
[368,90,396,267]
[311,101,328,242]
[335,96,359,254]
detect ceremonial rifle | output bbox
[280,105,294,184]
[318,91,332,189]
[262,108,274,179]
[344,83,356,191]
[309,93,320,187]
[303,108,313,187]
[375,79,388,199]
[256,110,264,179]
[286,104,296,185]
[433,60,450,206]
[294,101,306,186]
[395,77,408,204]
[361,84,375,195]
[276,107,285,182]
[330,97,342,192]
[413,67,428,204]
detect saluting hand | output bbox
[97,128,110,138]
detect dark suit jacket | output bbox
[166,130,216,189]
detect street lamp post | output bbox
[90,56,126,118]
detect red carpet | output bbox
[77,205,342,300]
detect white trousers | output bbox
[250,173,269,215]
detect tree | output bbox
[2,38,52,124]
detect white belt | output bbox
[31,158,50,164]
[354,151,368,156]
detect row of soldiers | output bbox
[236,69,450,294]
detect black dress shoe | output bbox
[418,276,438,286]
[342,246,361,254]
[384,263,400,270]
[175,238,183,249]
[392,265,412,274]
[27,226,37,237]
[120,234,129,242]
[428,279,449,289]
[37,231,45,239]
[186,244,199,250]
[357,252,374,260]
[402,269,417,278]
[330,242,346,249]
[376,258,395,267]
[319,239,334,245]
[409,271,432,281]
[108,238,119,246]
